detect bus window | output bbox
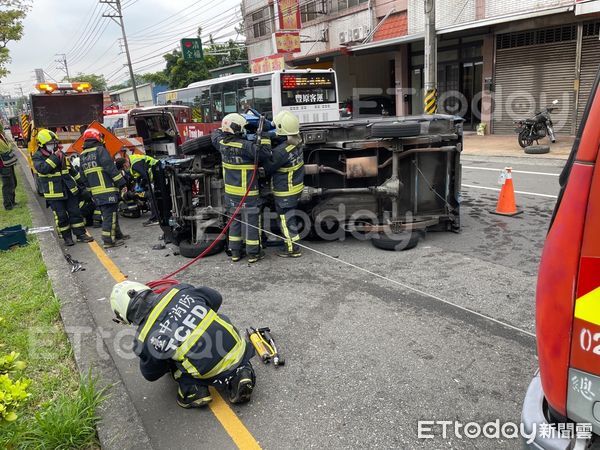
[211,93,223,122]
[254,85,272,116]
[200,89,211,123]
[239,88,254,113]
[224,92,237,114]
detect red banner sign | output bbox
[278,0,301,30]
[275,31,301,54]
[250,54,286,74]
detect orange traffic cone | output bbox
[491,167,522,216]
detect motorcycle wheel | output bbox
[518,130,533,149]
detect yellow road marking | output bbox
[86,240,261,449]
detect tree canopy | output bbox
[68,73,107,91]
[0,0,30,78]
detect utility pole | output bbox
[101,0,139,106]
[424,0,437,114]
[55,53,71,81]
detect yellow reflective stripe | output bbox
[285,144,296,153]
[228,236,243,241]
[44,193,64,199]
[277,162,304,173]
[280,215,292,252]
[273,184,304,196]
[83,166,103,175]
[182,358,200,377]
[575,287,600,326]
[81,148,96,155]
[222,162,255,170]
[246,240,260,245]
[260,138,271,145]
[173,310,217,360]
[138,289,180,342]
[219,139,243,149]
[72,222,85,228]
[91,187,118,195]
[225,186,259,196]
[46,157,57,169]
[79,201,85,208]
[197,318,244,379]
[113,173,123,182]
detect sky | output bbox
[1,0,243,96]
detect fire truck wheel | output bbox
[370,121,421,138]
[370,230,422,251]
[179,235,225,258]
[181,135,214,155]
[524,145,550,154]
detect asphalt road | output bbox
[22,153,566,449]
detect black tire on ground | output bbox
[180,135,214,155]
[524,145,550,155]
[370,121,421,138]
[371,231,422,251]
[178,235,225,258]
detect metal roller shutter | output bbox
[493,26,577,135]
[577,34,600,130]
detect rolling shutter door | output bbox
[493,40,576,135]
[577,35,600,130]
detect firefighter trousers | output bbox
[1,165,16,209]
[47,193,86,240]
[225,194,261,256]
[274,195,301,253]
[99,203,124,244]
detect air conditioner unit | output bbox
[339,31,347,44]
[352,26,369,41]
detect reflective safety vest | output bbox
[135,286,247,380]
[211,129,271,197]
[271,141,304,197]
[32,149,80,200]
[129,154,158,184]
[80,145,125,205]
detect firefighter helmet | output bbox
[110,280,150,324]
[273,110,300,136]
[82,128,104,143]
[221,113,247,134]
[36,129,59,147]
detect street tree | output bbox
[0,0,30,78]
[68,73,107,91]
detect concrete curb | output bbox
[17,162,154,450]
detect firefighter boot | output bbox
[228,363,255,404]
[76,233,94,243]
[278,243,302,258]
[62,232,75,247]
[247,250,265,264]
[177,384,212,409]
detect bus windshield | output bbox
[280,72,337,107]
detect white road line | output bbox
[462,183,558,199]
[463,166,560,177]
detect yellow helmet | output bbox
[221,113,247,134]
[273,110,300,136]
[36,129,59,147]
[110,280,150,324]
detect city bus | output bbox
[156,69,340,139]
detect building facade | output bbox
[242,0,600,134]
[109,82,168,108]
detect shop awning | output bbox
[348,32,424,53]
[288,48,349,66]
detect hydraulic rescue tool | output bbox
[247,327,285,367]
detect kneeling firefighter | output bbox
[116,154,160,226]
[32,129,94,246]
[110,281,256,408]
[267,111,304,257]
[79,128,128,248]
[211,113,272,263]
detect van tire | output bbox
[371,231,422,251]
[524,145,550,155]
[179,235,225,258]
[181,135,214,155]
[370,121,421,138]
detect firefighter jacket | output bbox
[266,136,304,198]
[32,149,81,200]
[79,142,126,206]
[130,284,251,382]
[129,154,158,186]
[211,129,272,197]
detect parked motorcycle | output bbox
[513,99,559,148]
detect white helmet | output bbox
[273,110,300,136]
[110,280,150,324]
[221,113,247,134]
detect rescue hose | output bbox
[146,119,265,294]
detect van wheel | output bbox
[181,135,214,155]
[524,145,550,155]
[370,121,421,138]
[178,235,225,258]
[371,231,422,251]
